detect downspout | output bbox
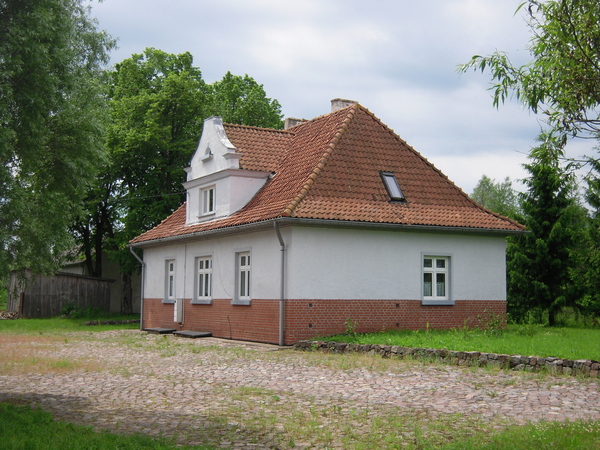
[273,222,286,346]
[129,246,145,331]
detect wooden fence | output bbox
[7,269,113,318]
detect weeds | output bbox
[344,318,359,342]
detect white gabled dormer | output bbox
[183,116,270,225]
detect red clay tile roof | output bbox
[131,104,525,245]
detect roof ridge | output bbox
[223,123,293,135]
[282,104,359,217]
[356,106,525,230]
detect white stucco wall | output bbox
[286,226,507,301]
[141,224,507,304]
[142,227,289,301]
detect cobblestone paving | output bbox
[1,330,599,449]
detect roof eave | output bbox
[129,217,528,248]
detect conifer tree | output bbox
[507,134,578,325]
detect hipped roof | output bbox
[130,104,525,245]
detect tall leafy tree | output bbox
[0,0,115,277]
[507,135,579,325]
[470,175,521,219]
[210,72,283,129]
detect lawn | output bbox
[0,402,211,450]
[0,314,140,334]
[318,324,600,361]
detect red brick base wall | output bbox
[142,298,506,345]
[284,299,506,344]
[143,298,280,344]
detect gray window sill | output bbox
[421,299,455,306]
[162,299,175,304]
[231,299,251,306]
[191,299,213,305]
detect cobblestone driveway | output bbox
[1,330,599,449]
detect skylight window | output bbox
[380,172,405,201]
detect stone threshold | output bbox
[294,340,600,378]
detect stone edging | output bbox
[84,319,140,326]
[294,340,600,378]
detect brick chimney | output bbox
[331,98,357,112]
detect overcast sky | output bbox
[88,0,593,194]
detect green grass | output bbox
[438,420,600,449]
[0,314,140,334]
[320,325,600,361]
[0,402,212,450]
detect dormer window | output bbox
[201,186,215,215]
[380,172,405,201]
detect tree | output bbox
[569,159,600,320]
[507,134,579,325]
[210,72,283,129]
[470,175,521,219]
[0,0,115,277]
[458,0,600,140]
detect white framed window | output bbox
[165,259,176,302]
[234,251,251,304]
[422,256,451,304]
[195,256,212,300]
[201,186,215,215]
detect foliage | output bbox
[569,158,600,319]
[470,175,521,219]
[318,325,600,361]
[210,71,283,129]
[344,318,359,342]
[458,0,600,140]
[507,134,580,325]
[0,402,211,449]
[0,0,115,277]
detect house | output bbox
[129,99,526,345]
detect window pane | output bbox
[241,255,246,266]
[437,273,446,297]
[169,262,174,271]
[424,258,432,268]
[206,274,211,296]
[209,189,214,211]
[383,173,404,199]
[247,255,250,265]
[169,275,174,297]
[423,273,432,296]
[436,259,446,269]
[247,270,250,297]
[199,260,204,270]
[240,271,246,297]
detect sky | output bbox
[87,0,594,194]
